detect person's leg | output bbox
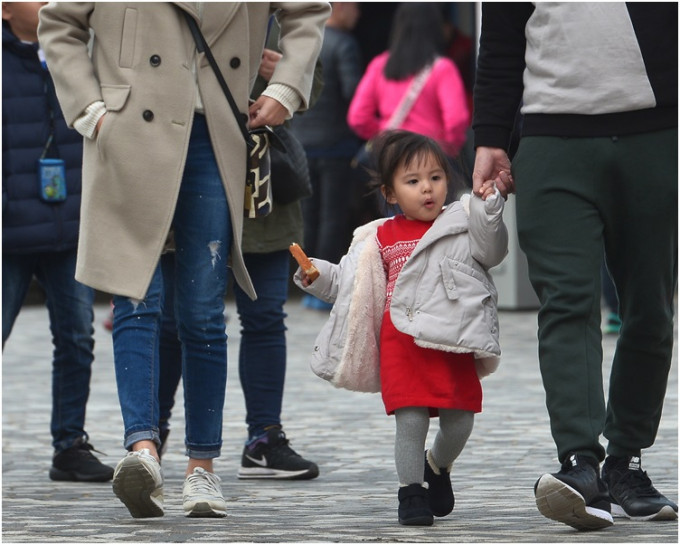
[429,409,474,469]
[514,135,617,530]
[34,250,95,452]
[110,264,165,518]
[514,136,607,464]
[173,115,231,517]
[394,407,433,526]
[2,254,36,347]
[172,114,231,471]
[158,253,182,454]
[34,250,114,482]
[599,129,678,521]
[111,264,164,454]
[301,156,321,255]
[314,157,353,264]
[234,250,288,438]
[234,250,319,479]
[602,128,677,457]
[424,409,474,518]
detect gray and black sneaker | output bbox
[49,437,114,482]
[534,453,613,531]
[602,455,678,521]
[238,427,319,480]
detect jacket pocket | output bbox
[119,8,138,68]
[96,85,131,160]
[101,84,131,112]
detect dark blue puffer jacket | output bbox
[2,21,84,254]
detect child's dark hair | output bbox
[366,130,457,212]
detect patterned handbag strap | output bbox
[386,58,438,130]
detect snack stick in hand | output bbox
[289,243,320,282]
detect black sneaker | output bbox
[237,427,319,480]
[534,453,613,531]
[49,437,114,482]
[602,455,678,521]
[398,483,434,526]
[424,450,454,517]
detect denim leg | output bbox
[2,254,36,346]
[33,250,95,452]
[158,253,182,434]
[233,250,289,439]
[173,115,231,459]
[302,157,354,263]
[112,265,164,450]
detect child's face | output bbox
[383,152,448,222]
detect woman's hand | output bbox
[258,48,282,82]
[248,96,288,128]
[95,113,106,136]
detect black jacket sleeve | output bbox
[472,3,534,151]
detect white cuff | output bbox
[260,83,302,119]
[73,101,107,139]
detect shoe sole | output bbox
[535,474,613,531]
[112,458,163,518]
[49,467,113,482]
[399,515,434,526]
[184,502,227,518]
[611,503,678,521]
[237,466,319,480]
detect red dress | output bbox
[377,215,482,417]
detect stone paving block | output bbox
[2,298,677,542]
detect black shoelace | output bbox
[616,468,660,498]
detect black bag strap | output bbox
[181,10,251,144]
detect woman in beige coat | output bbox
[38,2,330,519]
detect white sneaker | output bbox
[183,467,227,517]
[112,449,164,518]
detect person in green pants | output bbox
[472,2,677,531]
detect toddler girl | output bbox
[294,130,508,525]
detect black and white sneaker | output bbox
[534,453,613,531]
[49,437,114,482]
[237,427,319,480]
[602,455,678,521]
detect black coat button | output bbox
[143,110,154,122]
[150,54,161,67]
[230,57,241,69]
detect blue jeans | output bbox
[159,249,289,441]
[112,115,232,459]
[303,156,354,264]
[2,250,95,452]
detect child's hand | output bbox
[479,180,497,201]
[299,271,314,288]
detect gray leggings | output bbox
[394,407,474,486]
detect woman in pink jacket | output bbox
[347,3,469,159]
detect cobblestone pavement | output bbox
[2,297,677,543]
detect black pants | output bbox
[513,129,677,462]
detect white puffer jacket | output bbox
[294,191,508,393]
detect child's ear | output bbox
[381,185,397,204]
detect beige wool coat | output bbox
[38,2,330,300]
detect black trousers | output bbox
[513,129,677,462]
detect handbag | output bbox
[182,11,274,218]
[351,60,437,171]
[270,124,312,204]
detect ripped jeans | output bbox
[111,114,232,459]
